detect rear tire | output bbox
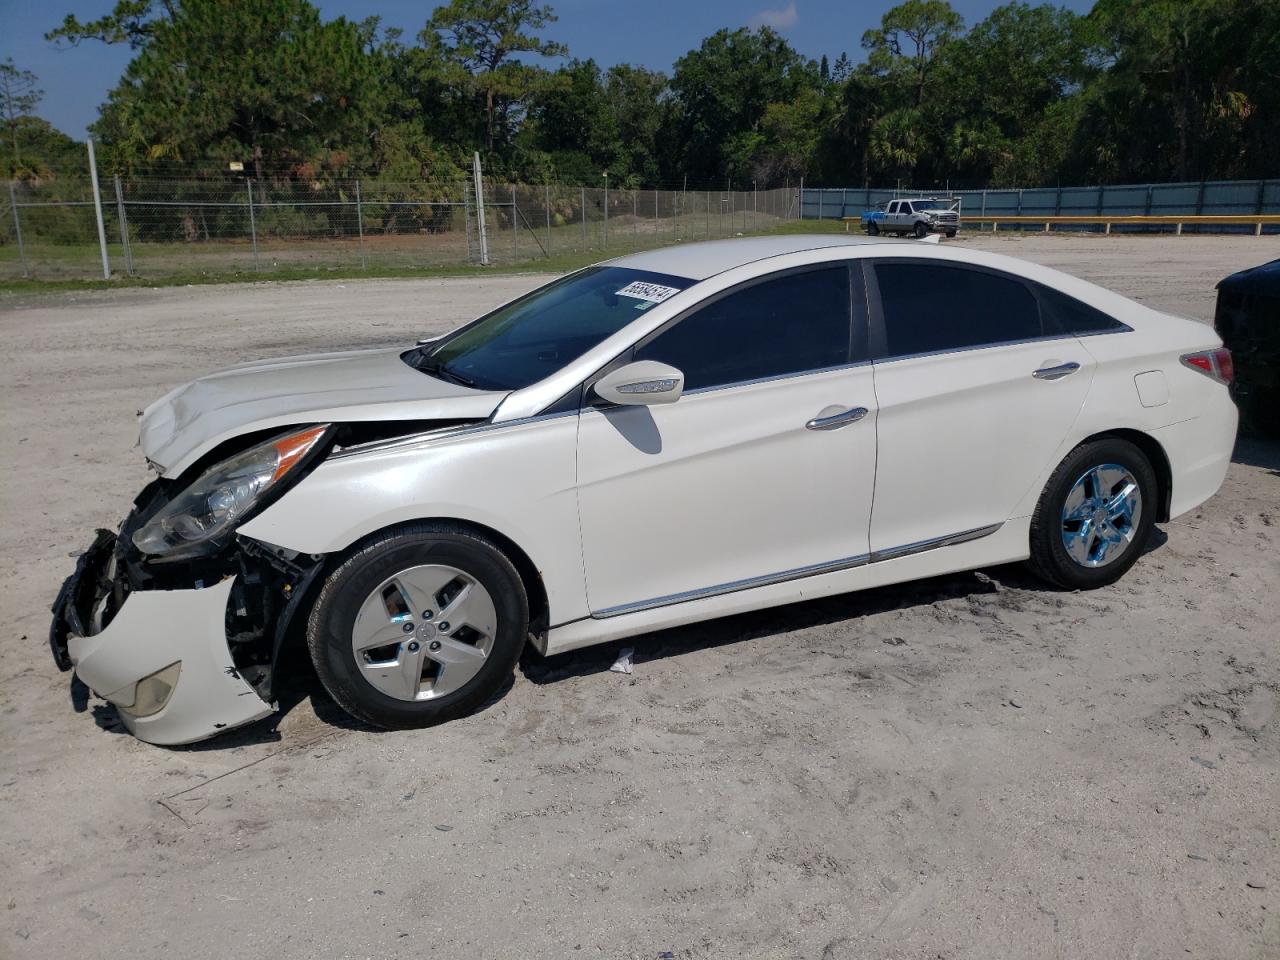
[1027,438,1157,590]
[306,522,528,730]
[867,222,880,236]
[914,221,929,239]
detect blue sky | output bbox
[1,0,1095,138]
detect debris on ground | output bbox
[610,647,634,675]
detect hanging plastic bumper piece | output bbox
[50,532,275,745]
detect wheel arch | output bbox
[1078,427,1173,522]
[278,517,551,665]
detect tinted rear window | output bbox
[1037,284,1129,335]
[875,262,1042,357]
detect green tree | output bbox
[862,0,964,107]
[1083,0,1276,181]
[92,0,381,177]
[932,3,1093,184]
[0,59,43,170]
[46,0,176,47]
[669,27,815,183]
[423,0,566,154]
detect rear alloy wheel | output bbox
[307,522,527,730]
[914,221,929,238]
[1027,438,1156,589]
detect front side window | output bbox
[874,262,1042,358]
[415,267,694,391]
[634,264,852,391]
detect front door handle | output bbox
[1033,361,1081,381]
[805,406,868,431]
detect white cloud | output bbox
[749,2,799,30]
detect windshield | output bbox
[912,200,956,211]
[413,267,695,391]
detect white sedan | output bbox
[50,236,1237,744]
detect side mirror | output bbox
[594,360,685,406]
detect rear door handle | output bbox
[1033,361,1081,381]
[806,406,868,431]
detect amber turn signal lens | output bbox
[271,425,328,482]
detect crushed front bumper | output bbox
[50,532,275,746]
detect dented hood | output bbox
[139,347,507,476]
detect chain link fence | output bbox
[0,176,798,281]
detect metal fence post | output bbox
[246,178,260,271]
[545,184,552,256]
[8,180,29,278]
[799,177,804,219]
[463,178,473,263]
[511,183,518,259]
[86,139,110,279]
[113,175,133,276]
[472,153,489,266]
[602,177,608,248]
[580,185,587,250]
[355,179,366,270]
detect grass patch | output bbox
[0,218,853,295]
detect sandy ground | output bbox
[1,234,1278,960]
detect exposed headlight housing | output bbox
[132,425,329,560]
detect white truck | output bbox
[862,197,961,238]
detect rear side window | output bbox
[874,262,1041,357]
[1037,284,1129,335]
[635,265,852,391]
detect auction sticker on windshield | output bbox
[615,281,681,304]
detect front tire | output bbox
[1027,438,1157,590]
[306,522,528,730]
[914,221,929,238]
[945,229,957,238]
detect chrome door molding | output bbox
[590,522,1003,619]
[866,522,1004,563]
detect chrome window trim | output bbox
[590,523,1003,619]
[679,357,874,398]
[871,331,1079,366]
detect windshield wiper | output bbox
[417,357,476,388]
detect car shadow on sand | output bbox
[518,559,1073,687]
[1231,434,1280,474]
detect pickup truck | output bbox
[862,197,961,238]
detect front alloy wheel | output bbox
[351,565,498,702]
[307,522,528,730]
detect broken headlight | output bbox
[132,425,329,560]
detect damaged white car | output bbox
[51,236,1237,745]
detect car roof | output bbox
[605,235,898,281]
[1217,258,1280,297]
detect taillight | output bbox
[1180,348,1233,386]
